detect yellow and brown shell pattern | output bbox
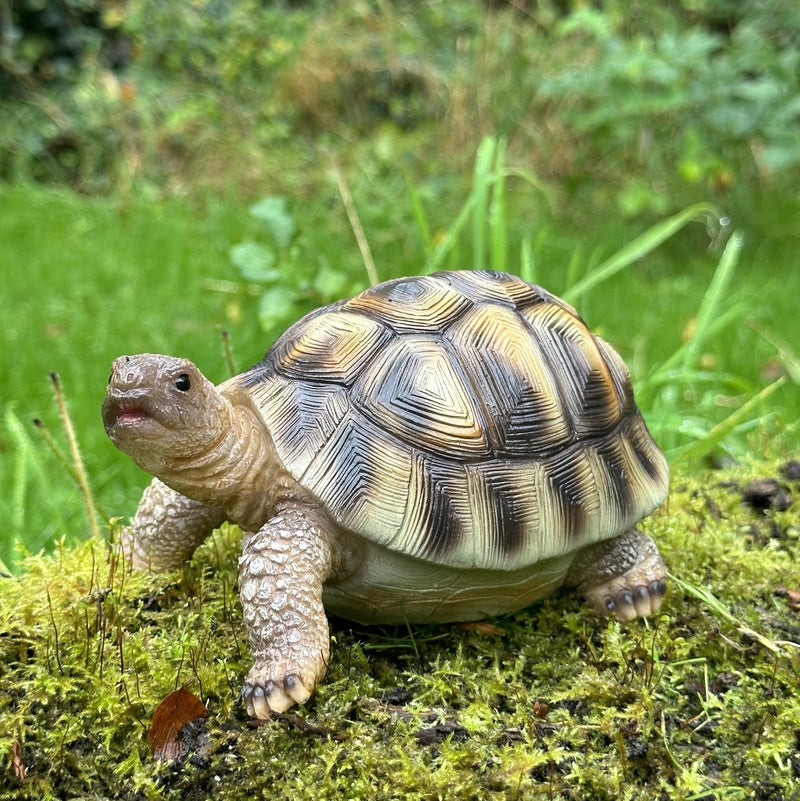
[239,270,668,572]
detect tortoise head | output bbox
[103,354,232,477]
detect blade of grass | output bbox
[520,236,536,284]
[671,573,800,656]
[639,302,749,398]
[683,230,743,370]
[423,137,503,275]
[637,232,745,415]
[471,137,497,271]
[748,319,800,384]
[667,377,785,462]
[4,408,69,552]
[422,188,480,274]
[503,166,559,212]
[643,369,754,394]
[565,246,584,292]
[563,202,724,303]
[489,138,508,271]
[405,176,434,259]
[7,408,31,538]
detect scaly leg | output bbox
[119,477,227,571]
[238,505,334,718]
[565,529,667,621]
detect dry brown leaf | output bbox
[532,699,550,720]
[458,621,507,636]
[147,686,209,762]
[11,740,25,782]
[779,587,800,612]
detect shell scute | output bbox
[446,303,572,457]
[352,335,491,459]
[270,309,391,385]
[519,302,623,439]
[344,274,473,333]
[300,413,411,539]
[395,453,471,562]
[244,270,668,571]
[248,376,350,478]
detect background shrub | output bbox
[2,0,798,211]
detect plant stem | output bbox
[49,372,101,541]
[333,163,380,287]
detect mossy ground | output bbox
[1,459,799,800]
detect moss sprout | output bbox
[1,460,798,800]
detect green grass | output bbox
[0,187,259,568]
[1,150,800,570]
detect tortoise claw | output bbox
[581,548,668,621]
[597,580,667,620]
[242,671,317,718]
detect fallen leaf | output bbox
[147,687,208,762]
[458,621,507,636]
[776,587,800,612]
[11,740,24,782]
[532,699,550,719]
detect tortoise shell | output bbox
[236,270,668,572]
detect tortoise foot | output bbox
[241,661,320,718]
[581,551,668,621]
[566,530,668,621]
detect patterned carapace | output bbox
[237,270,667,571]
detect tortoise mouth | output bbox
[102,394,158,435]
[114,404,149,424]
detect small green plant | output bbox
[228,195,361,338]
[539,2,800,213]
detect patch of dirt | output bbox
[741,478,793,512]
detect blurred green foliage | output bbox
[539,0,800,214]
[2,0,798,215]
[229,194,358,336]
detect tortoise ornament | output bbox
[103,270,669,718]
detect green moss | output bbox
[1,461,799,800]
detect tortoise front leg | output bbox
[120,478,227,571]
[565,529,668,621]
[238,505,334,718]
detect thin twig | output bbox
[332,163,379,286]
[34,417,112,523]
[249,712,347,740]
[221,329,237,377]
[49,372,101,540]
[32,418,78,482]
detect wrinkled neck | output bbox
[161,401,285,529]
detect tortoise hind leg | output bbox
[564,529,667,621]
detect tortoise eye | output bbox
[175,373,191,392]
